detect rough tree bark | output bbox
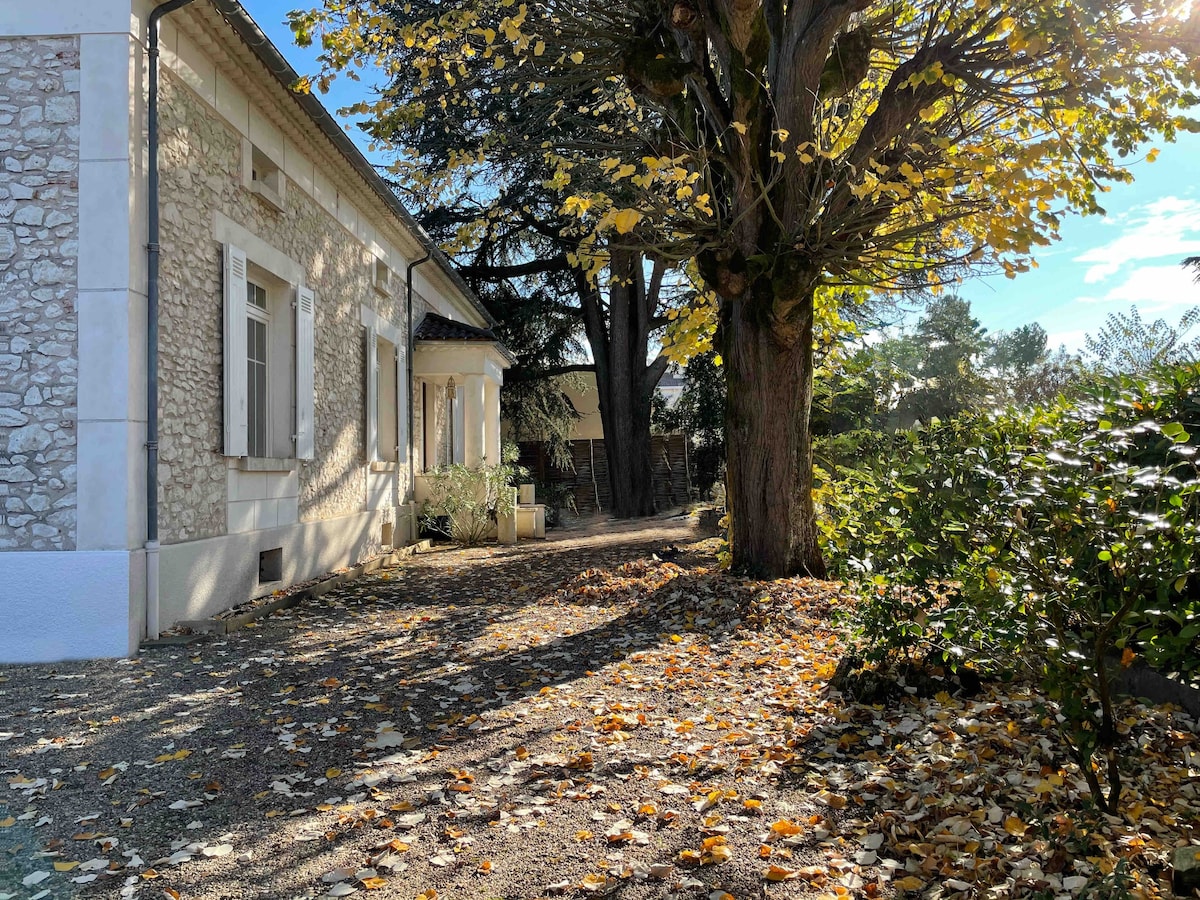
[578,248,669,518]
[719,285,827,579]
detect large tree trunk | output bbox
[720,290,827,579]
[579,248,666,519]
[599,374,657,518]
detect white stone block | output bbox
[254,498,279,530]
[77,158,131,291]
[80,34,132,162]
[169,31,216,107]
[78,290,136,422]
[227,499,254,533]
[214,70,249,135]
[76,419,137,551]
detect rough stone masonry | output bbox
[0,37,80,550]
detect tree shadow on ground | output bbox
[0,517,747,898]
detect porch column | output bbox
[484,378,501,465]
[464,374,486,467]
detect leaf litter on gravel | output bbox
[0,523,1197,899]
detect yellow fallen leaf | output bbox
[361,877,388,889]
[153,749,191,763]
[765,864,798,881]
[894,875,925,890]
[1004,815,1027,836]
[54,861,79,872]
[0,817,15,828]
[97,767,118,780]
[325,768,342,779]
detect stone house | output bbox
[0,0,513,662]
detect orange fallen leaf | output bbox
[765,864,798,882]
[360,877,388,889]
[770,819,804,837]
[478,860,492,873]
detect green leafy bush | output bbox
[420,446,528,546]
[822,364,1200,812]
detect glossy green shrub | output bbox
[822,364,1200,812]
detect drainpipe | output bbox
[405,251,432,542]
[145,0,194,640]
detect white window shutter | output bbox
[395,345,408,463]
[223,244,249,457]
[295,286,316,461]
[365,325,378,461]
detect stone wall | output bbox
[156,71,408,544]
[0,37,80,551]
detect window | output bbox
[243,141,286,211]
[246,280,269,457]
[373,258,392,296]
[224,244,315,461]
[364,326,406,465]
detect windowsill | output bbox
[369,460,399,473]
[250,182,285,212]
[373,281,392,298]
[239,456,296,473]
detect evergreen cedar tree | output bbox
[291,0,1200,577]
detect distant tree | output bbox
[654,351,726,497]
[1084,305,1200,375]
[1185,256,1200,282]
[900,296,990,423]
[987,322,1084,406]
[474,271,584,470]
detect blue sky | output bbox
[242,0,1200,351]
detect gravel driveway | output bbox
[0,515,838,900]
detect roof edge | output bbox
[202,0,496,327]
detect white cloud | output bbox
[1074,196,1200,283]
[1082,264,1200,313]
[1045,328,1089,353]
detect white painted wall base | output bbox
[158,506,412,626]
[0,551,134,663]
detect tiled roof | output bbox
[414,313,499,342]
